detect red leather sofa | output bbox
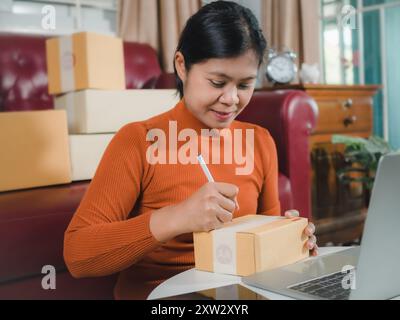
[0,34,318,299]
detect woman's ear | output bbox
[174,52,187,83]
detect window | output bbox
[0,0,118,35]
[321,0,400,150]
[321,0,359,85]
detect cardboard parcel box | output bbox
[0,110,71,192]
[55,89,179,134]
[46,32,125,95]
[194,215,309,276]
[69,134,114,181]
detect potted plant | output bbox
[331,135,395,205]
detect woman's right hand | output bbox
[176,182,239,233]
[150,182,239,243]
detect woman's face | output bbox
[175,50,259,129]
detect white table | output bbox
[148,247,350,300]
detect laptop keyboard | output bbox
[288,271,352,300]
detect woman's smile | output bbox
[210,109,236,122]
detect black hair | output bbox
[173,0,267,99]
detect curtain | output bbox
[261,0,321,84]
[118,0,201,72]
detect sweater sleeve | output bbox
[256,127,281,216]
[64,123,161,278]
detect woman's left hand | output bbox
[284,209,318,257]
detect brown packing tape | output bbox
[193,231,214,273]
[236,232,256,276]
[73,32,89,90]
[46,37,61,94]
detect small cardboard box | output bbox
[54,89,179,134]
[0,110,71,192]
[69,134,114,181]
[46,32,125,95]
[194,215,309,276]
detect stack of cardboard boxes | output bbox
[0,32,178,192]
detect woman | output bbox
[64,1,317,300]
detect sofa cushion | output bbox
[0,34,53,111]
[0,182,89,282]
[123,42,162,90]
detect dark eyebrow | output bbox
[207,72,257,81]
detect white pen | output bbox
[197,154,239,211]
[197,154,215,182]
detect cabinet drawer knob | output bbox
[343,115,357,127]
[343,99,353,109]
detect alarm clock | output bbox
[266,49,298,85]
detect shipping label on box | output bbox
[46,32,125,95]
[194,215,309,276]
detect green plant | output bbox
[331,135,394,190]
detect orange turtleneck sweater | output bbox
[64,99,280,299]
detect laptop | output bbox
[243,152,400,300]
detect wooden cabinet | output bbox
[266,84,380,245]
